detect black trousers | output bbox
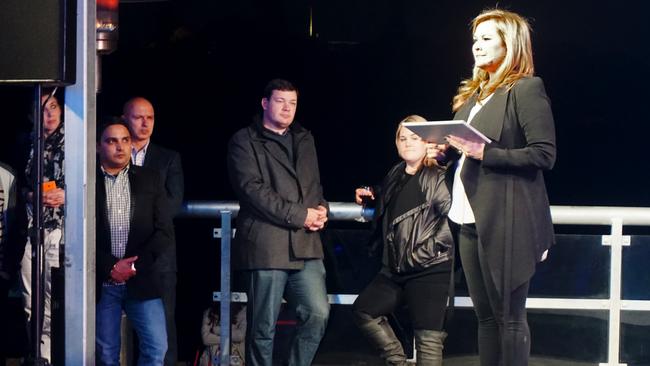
[458,224,530,366]
[160,272,177,366]
[0,277,9,363]
[353,263,451,330]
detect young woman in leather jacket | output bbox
[352,115,453,366]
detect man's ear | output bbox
[261,98,268,110]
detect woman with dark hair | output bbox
[353,115,453,366]
[433,9,556,366]
[20,90,65,364]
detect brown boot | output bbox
[414,329,446,366]
[354,312,408,366]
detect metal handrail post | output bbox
[600,218,630,366]
[219,211,232,365]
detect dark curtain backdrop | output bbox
[2,0,648,206]
[90,0,650,207]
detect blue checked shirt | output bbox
[131,141,149,167]
[102,165,131,260]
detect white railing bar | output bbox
[621,300,650,311]
[552,206,650,226]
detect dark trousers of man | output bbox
[458,224,530,366]
[0,277,9,363]
[244,259,330,366]
[160,272,177,366]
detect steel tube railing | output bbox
[182,201,650,226]
[195,201,650,366]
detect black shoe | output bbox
[21,356,50,366]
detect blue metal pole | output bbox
[219,211,232,365]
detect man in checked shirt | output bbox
[95,120,174,366]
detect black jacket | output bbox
[376,162,452,274]
[450,76,556,294]
[142,142,184,272]
[96,165,174,301]
[227,119,327,270]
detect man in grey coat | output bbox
[227,78,330,366]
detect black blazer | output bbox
[96,165,174,301]
[451,76,556,294]
[142,142,183,272]
[142,143,184,216]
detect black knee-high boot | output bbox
[354,312,408,366]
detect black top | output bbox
[262,127,294,165]
[386,169,424,224]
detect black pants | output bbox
[353,263,451,330]
[458,224,530,366]
[160,272,177,366]
[0,278,9,363]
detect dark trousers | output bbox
[0,278,9,363]
[244,260,330,366]
[160,272,177,366]
[458,224,530,366]
[353,264,451,331]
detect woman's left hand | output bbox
[446,135,485,160]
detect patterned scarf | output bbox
[25,125,65,231]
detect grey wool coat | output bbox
[451,76,556,294]
[227,119,328,270]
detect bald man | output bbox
[123,97,184,366]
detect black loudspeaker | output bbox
[0,0,76,85]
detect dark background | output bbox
[2,0,650,206]
[2,0,650,362]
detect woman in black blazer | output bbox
[432,9,556,366]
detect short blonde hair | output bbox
[452,9,534,111]
[395,115,438,168]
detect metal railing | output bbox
[183,201,650,366]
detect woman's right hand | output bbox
[426,143,448,160]
[355,187,374,205]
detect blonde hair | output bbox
[395,115,439,168]
[452,9,534,112]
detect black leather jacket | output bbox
[376,162,453,274]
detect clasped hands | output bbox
[27,188,65,208]
[304,205,328,231]
[426,135,485,161]
[43,188,65,207]
[110,256,138,283]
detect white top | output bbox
[448,94,493,224]
[0,165,15,213]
